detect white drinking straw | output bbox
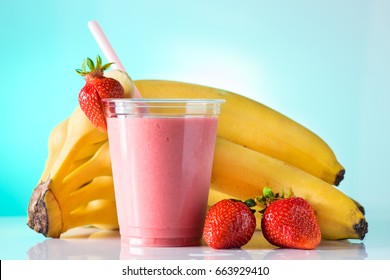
[87,20,142,98]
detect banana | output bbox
[27,107,117,238]
[210,137,367,240]
[131,79,345,186]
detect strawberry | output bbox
[76,55,124,131]
[203,199,257,249]
[258,188,321,250]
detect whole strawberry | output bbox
[259,188,321,250]
[203,199,256,249]
[76,55,124,131]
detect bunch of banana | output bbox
[27,107,118,237]
[27,71,367,240]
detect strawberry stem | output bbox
[256,187,293,214]
[75,55,114,77]
[263,187,275,199]
[230,198,257,214]
[244,198,257,208]
[86,58,95,71]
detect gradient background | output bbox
[0,0,389,236]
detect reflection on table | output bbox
[26,228,367,260]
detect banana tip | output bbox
[334,169,345,186]
[354,218,368,240]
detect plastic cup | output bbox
[102,98,224,247]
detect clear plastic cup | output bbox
[102,98,224,247]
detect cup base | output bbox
[121,236,201,247]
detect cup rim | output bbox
[102,98,225,105]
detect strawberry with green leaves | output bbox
[76,55,124,131]
[257,188,322,250]
[203,199,257,249]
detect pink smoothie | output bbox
[107,116,218,246]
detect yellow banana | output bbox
[27,107,117,238]
[132,79,345,186]
[210,137,367,240]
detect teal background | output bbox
[0,0,389,235]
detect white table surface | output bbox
[1,216,389,260]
